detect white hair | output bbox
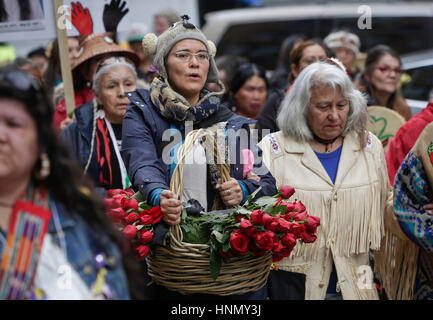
[92,60,137,96]
[277,61,369,146]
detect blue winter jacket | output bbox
[121,89,277,205]
[61,102,100,185]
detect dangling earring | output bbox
[35,153,51,180]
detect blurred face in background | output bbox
[30,55,48,77]
[333,46,356,70]
[68,37,80,66]
[234,75,267,119]
[154,15,171,36]
[366,54,402,95]
[292,44,327,79]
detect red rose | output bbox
[300,231,317,243]
[124,188,135,197]
[293,211,308,222]
[107,207,126,223]
[284,211,297,221]
[273,241,285,253]
[249,242,267,256]
[290,223,306,238]
[255,231,275,251]
[240,218,253,230]
[281,245,293,258]
[121,197,139,211]
[267,221,279,232]
[122,225,137,240]
[230,230,249,255]
[103,198,120,210]
[281,233,297,250]
[135,244,150,260]
[107,189,126,197]
[149,206,163,224]
[283,202,296,213]
[280,185,295,199]
[276,218,291,233]
[304,215,321,234]
[139,229,153,243]
[140,214,153,225]
[112,194,126,208]
[294,201,306,212]
[250,209,264,225]
[123,212,140,224]
[235,214,248,223]
[272,253,284,262]
[261,213,273,226]
[220,249,234,259]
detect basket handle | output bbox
[167,128,231,242]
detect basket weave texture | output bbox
[146,128,272,296]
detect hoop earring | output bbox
[35,153,51,180]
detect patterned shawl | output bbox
[393,121,433,299]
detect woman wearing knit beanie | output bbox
[121,15,277,300]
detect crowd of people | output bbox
[0,6,432,301]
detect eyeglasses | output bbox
[0,69,41,94]
[174,51,209,63]
[375,65,404,75]
[95,56,135,74]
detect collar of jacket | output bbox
[73,101,97,145]
[280,131,364,186]
[282,131,362,154]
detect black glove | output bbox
[183,199,205,217]
[103,0,129,33]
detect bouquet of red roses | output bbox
[103,188,162,261]
[200,185,320,279]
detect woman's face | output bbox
[68,37,80,66]
[366,54,401,95]
[234,75,267,119]
[0,98,39,184]
[307,86,349,140]
[166,39,210,105]
[95,65,137,124]
[292,44,328,78]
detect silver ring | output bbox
[225,189,231,195]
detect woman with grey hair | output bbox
[61,56,138,196]
[258,59,398,300]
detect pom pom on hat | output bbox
[142,33,158,56]
[207,40,216,58]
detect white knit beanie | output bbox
[141,15,219,83]
[324,31,361,56]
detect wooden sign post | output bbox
[53,0,75,118]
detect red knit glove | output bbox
[67,1,93,35]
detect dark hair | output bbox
[0,67,145,299]
[363,44,401,77]
[27,47,47,59]
[360,44,402,106]
[268,35,305,90]
[230,62,268,96]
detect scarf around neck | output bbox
[149,77,222,122]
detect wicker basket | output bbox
[145,129,273,296]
